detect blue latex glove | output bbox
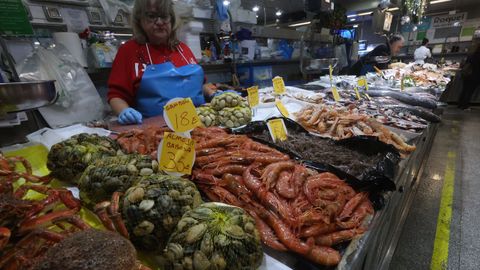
[118,108,143,125]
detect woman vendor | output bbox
[348,34,405,76]
[108,0,215,125]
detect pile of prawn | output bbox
[294,105,416,154]
[115,126,171,159]
[190,127,374,266]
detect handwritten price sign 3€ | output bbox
[158,132,195,175]
[163,98,201,133]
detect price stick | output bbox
[158,132,195,175]
[400,76,405,92]
[275,100,289,118]
[354,86,362,100]
[272,76,286,95]
[329,65,333,85]
[331,86,341,102]
[267,118,288,142]
[358,77,369,91]
[364,93,371,101]
[247,85,259,108]
[163,98,201,133]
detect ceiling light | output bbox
[276,10,282,16]
[350,18,356,21]
[223,0,230,6]
[289,21,311,27]
[252,6,259,12]
[430,0,452,4]
[387,7,399,11]
[353,24,359,28]
[347,14,357,18]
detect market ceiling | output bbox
[246,0,479,26]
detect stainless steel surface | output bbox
[0,80,58,113]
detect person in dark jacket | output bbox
[349,34,405,76]
[458,43,480,109]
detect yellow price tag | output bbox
[358,77,368,91]
[159,132,195,175]
[247,86,259,107]
[272,76,286,95]
[275,100,289,117]
[163,98,201,133]
[329,65,333,85]
[267,118,288,142]
[354,86,362,100]
[331,87,341,102]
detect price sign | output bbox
[267,118,288,142]
[354,86,362,100]
[247,86,259,107]
[272,76,286,95]
[358,77,369,91]
[329,65,333,85]
[331,87,341,102]
[163,98,201,133]
[158,132,195,175]
[275,100,289,117]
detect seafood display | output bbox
[47,133,122,182]
[78,154,159,206]
[96,174,203,252]
[0,154,150,270]
[202,92,252,128]
[366,90,437,110]
[163,202,263,270]
[191,128,374,266]
[294,105,416,154]
[210,92,248,110]
[196,106,219,127]
[1,66,447,269]
[389,62,451,88]
[116,126,171,159]
[253,131,393,180]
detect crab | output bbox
[0,153,51,194]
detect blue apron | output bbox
[136,44,205,117]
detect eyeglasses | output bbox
[144,12,171,24]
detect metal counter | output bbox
[341,123,439,270]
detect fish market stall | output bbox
[0,72,445,270]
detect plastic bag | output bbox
[17,44,105,127]
[17,45,78,107]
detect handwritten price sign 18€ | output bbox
[163,98,201,133]
[158,132,195,175]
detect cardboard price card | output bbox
[354,86,362,100]
[267,118,288,142]
[275,100,289,118]
[329,65,333,85]
[331,87,341,102]
[158,132,195,175]
[163,98,201,133]
[247,85,259,107]
[272,76,286,95]
[357,77,368,91]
